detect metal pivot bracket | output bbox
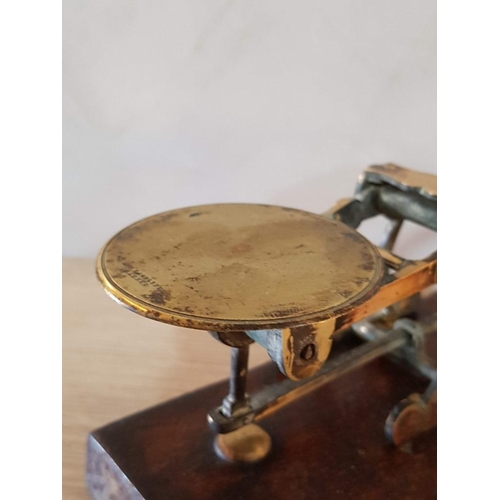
[238,164,438,384]
[208,164,437,461]
[208,308,437,464]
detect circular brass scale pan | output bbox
[97,204,384,332]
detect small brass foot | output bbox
[385,384,437,447]
[214,424,271,463]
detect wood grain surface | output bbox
[88,341,436,500]
[62,258,270,499]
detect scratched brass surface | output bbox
[97,204,383,332]
[363,163,437,199]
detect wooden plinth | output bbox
[86,332,436,500]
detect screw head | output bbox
[300,343,316,361]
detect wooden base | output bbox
[86,331,436,500]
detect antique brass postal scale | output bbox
[87,164,437,499]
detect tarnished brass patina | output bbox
[97,204,383,331]
[359,163,437,199]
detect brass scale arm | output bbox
[209,164,437,441]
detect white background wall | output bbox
[63,0,436,257]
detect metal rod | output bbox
[380,218,403,251]
[229,345,249,403]
[353,313,437,341]
[352,313,437,379]
[209,329,407,433]
[221,345,250,418]
[253,329,407,421]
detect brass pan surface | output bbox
[97,204,383,332]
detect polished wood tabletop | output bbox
[62,258,270,499]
